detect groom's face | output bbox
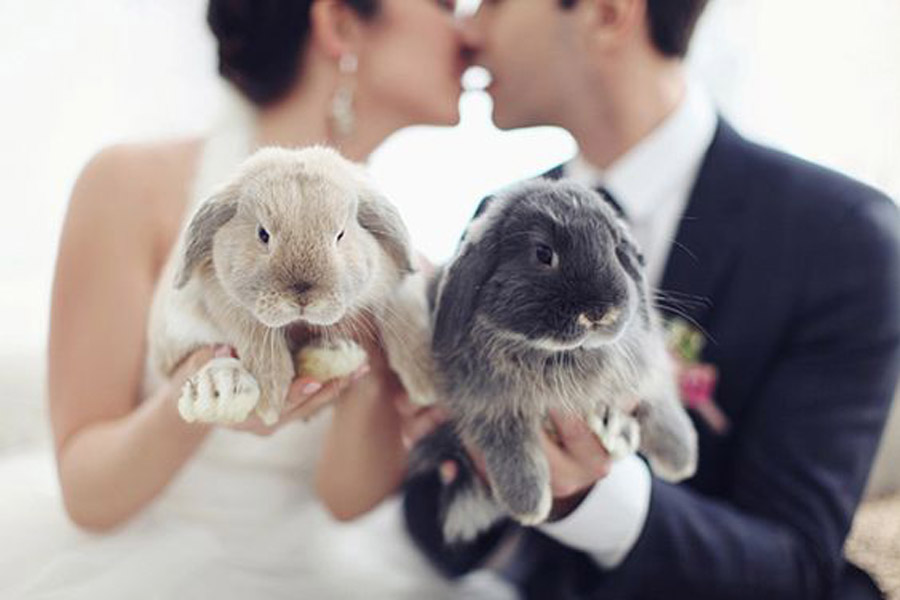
[464,0,581,129]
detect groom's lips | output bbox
[485,76,497,96]
[481,67,495,92]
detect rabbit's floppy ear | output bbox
[432,198,503,357]
[615,226,646,283]
[175,186,239,288]
[356,184,414,274]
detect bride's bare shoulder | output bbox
[73,138,203,213]
[67,137,204,267]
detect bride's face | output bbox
[356,0,466,126]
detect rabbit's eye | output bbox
[336,230,345,243]
[535,243,556,267]
[258,226,270,245]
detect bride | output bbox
[4,0,467,597]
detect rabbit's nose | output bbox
[292,280,315,301]
[579,307,622,329]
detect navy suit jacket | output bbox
[403,121,900,599]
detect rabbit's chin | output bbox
[252,295,350,329]
[524,332,610,353]
[255,310,303,329]
[525,337,589,353]
[520,321,631,353]
[255,307,346,329]
[298,310,344,327]
[581,327,630,349]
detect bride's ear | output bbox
[309,0,364,60]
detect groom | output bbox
[401,0,900,598]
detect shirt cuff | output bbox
[538,453,651,569]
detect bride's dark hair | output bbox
[208,0,379,106]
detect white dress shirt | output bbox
[538,84,717,568]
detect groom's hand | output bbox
[396,400,615,521]
[541,408,613,520]
[394,397,451,452]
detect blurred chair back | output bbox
[866,385,900,497]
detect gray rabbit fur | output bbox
[412,179,698,542]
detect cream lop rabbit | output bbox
[145,146,413,426]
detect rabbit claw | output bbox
[178,357,260,424]
[589,405,641,460]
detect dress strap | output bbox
[186,84,258,212]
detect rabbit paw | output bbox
[178,357,260,424]
[589,405,641,460]
[490,456,553,526]
[295,339,367,382]
[509,483,553,526]
[442,483,507,543]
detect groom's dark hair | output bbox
[208,0,379,106]
[559,0,709,58]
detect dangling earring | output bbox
[331,53,358,139]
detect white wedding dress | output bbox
[0,93,454,600]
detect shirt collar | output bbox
[564,84,717,223]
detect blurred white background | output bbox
[1,0,899,488]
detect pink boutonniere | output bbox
[666,319,730,435]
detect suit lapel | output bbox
[658,120,750,329]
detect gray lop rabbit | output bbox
[410,179,698,542]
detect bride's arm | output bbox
[315,340,409,521]
[52,145,363,531]
[48,146,216,531]
[315,253,440,520]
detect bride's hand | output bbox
[231,365,370,436]
[171,345,369,436]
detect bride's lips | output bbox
[454,59,468,85]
